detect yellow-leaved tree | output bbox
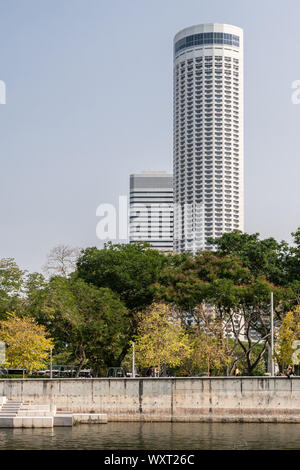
[181,305,231,376]
[134,303,191,375]
[189,332,230,376]
[0,313,54,377]
[275,306,300,371]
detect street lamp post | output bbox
[50,348,53,379]
[132,342,135,378]
[270,292,275,376]
[0,266,7,371]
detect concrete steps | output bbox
[0,396,108,427]
[18,411,54,416]
[0,400,53,428]
[0,401,23,416]
[21,405,53,410]
[18,404,56,417]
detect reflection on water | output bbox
[0,422,300,450]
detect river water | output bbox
[0,422,300,450]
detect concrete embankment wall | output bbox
[1,377,300,423]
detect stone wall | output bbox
[0,377,300,422]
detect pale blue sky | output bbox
[0,0,299,272]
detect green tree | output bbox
[230,341,267,376]
[0,258,25,319]
[285,228,300,285]
[30,276,130,375]
[76,242,169,312]
[207,230,288,285]
[155,251,286,374]
[155,251,251,314]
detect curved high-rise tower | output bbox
[173,24,244,252]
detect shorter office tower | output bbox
[129,171,173,252]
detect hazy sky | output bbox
[0,0,299,273]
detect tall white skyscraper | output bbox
[173,24,244,253]
[129,171,173,252]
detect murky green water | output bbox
[0,422,299,450]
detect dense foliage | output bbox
[0,228,299,376]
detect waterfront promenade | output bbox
[1,377,300,423]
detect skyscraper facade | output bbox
[173,24,244,253]
[129,171,173,252]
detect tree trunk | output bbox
[75,348,86,377]
[225,331,229,376]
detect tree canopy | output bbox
[29,276,130,375]
[0,312,54,377]
[0,227,299,377]
[76,242,169,312]
[133,303,191,373]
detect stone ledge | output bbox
[0,416,53,428]
[73,413,107,424]
[54,414,73,426]
[171,415,300,423]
